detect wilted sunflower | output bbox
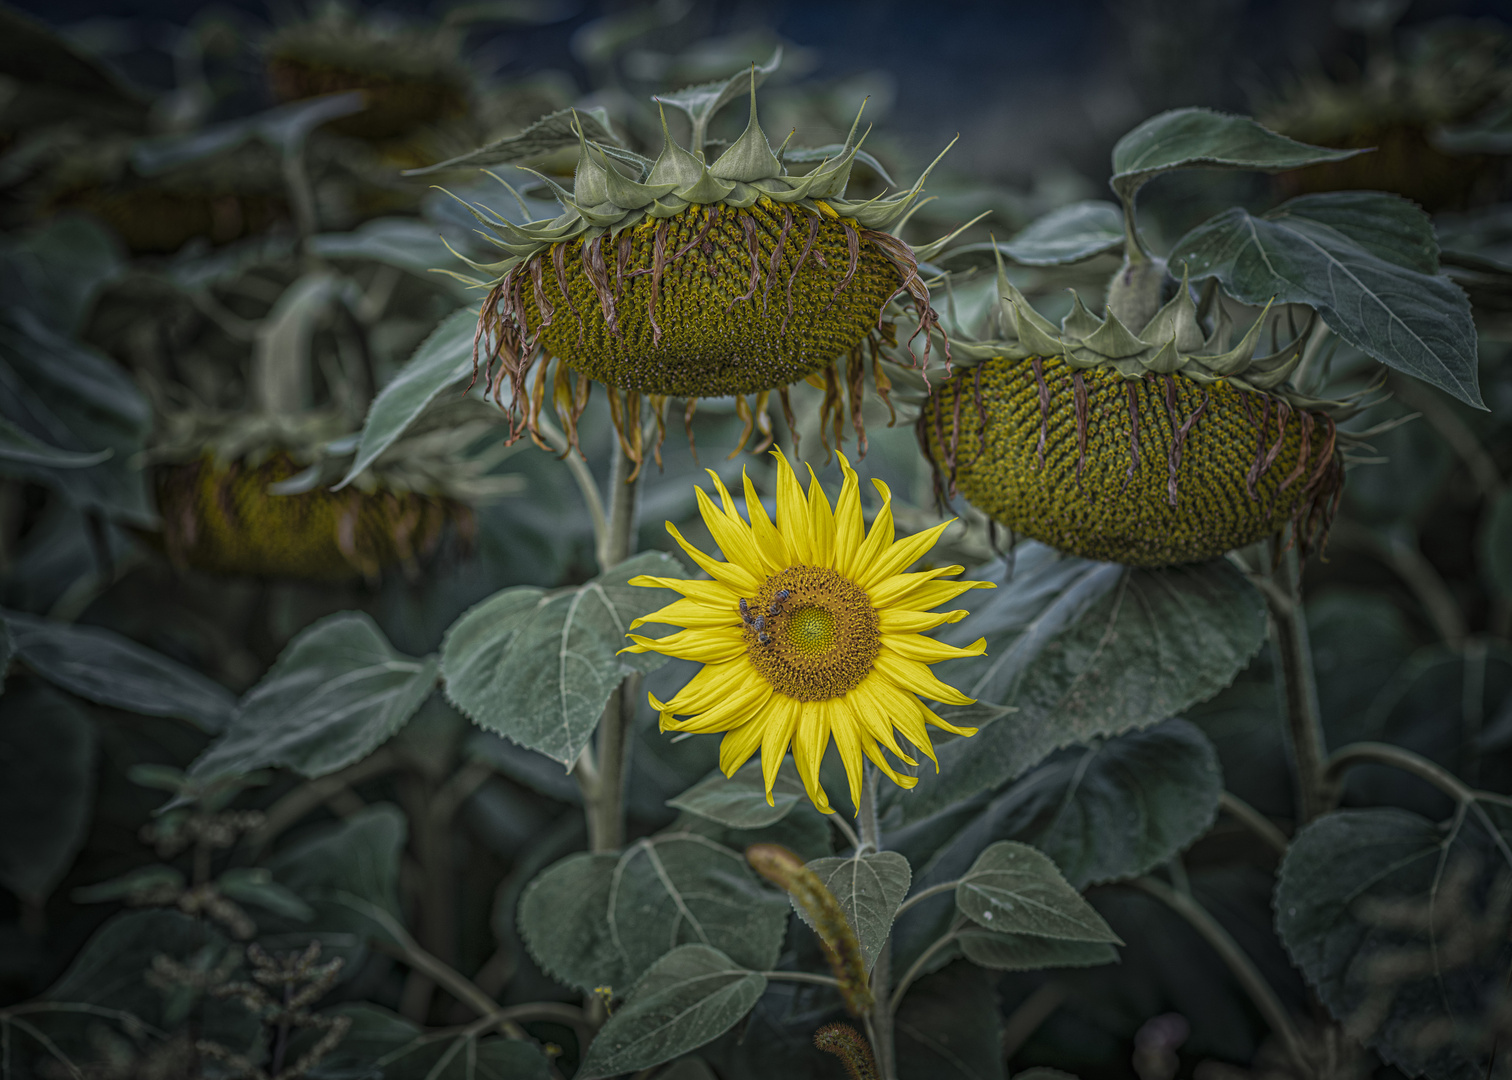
[449,65,971,473]
[149,405,517,581]
[620,450,991,814]
[911,261,1370,567]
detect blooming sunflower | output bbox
[621,450,992,814]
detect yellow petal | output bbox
[665,681,772,734]
[879,634,987,664]
[841,687,917,766]
[792,699,834,814]
[868,565,969,609]
[666,522,760,593]
[892,578,996,612]
[921,701,979,737]
[656,658,756,714]
[877,608,968,633]
[629,595,739,631]
[629,575,742,608]
[626,628,745,664]
[695,485,764,576]
[758,697,800,806]
[861,738,919,791]
[772,451,812,564]
[719,713,768,775]
[873,650,976,707]
[831,453,865,576]
[825,698,865,815]
[859,520,954,590]
[742,468,790,571]
[851,478,895,575]
[806,464,836,567]
[858,674,939,767]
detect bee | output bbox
[753,615,765,633]
[738,598,754,627]
[757,631,773,646]
[768,589,791,617]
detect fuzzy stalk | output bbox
[857,770,898,1080]
[1265,535,1330,823]
[586,435,643,854]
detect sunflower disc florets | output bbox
[452,67,969,472]
[914,263,1368,567]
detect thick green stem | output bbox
[857,770,897,1080]
[586,438,643,854]
[1265,536,1330,824]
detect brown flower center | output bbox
[743,565,879,701]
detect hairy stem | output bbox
[857,770,897,1080]
[1132,877,1310,1077]
[1265,536,1330,824]
[1218,791,1290,857]
[584,436,643,854]
[535,415,610,570]
[249,747,401,854]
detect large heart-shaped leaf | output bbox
[667,758,806,829]
[442,551,680,766]
[4,610,235,731]
[957,928,1118,971]
[577,945,767,1080]
[1169,193,1482,408]
[1277,805,1512,1080]
[1110,108,1362,202]
[337,307,478,489]
[912,547,1263,817]
[956,841,1120,943]
[189,613,436,783]
[960,201,1126,267]
[794,851,911,969]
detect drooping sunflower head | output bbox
[264,11,472,142]
[620,450,992,814]
[449,61,973,474]
[148,405,518,581]
[908,260,1371,567]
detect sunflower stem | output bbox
[1264,534,1330,824]
[586,436,643,853]
[857,768,898,1080]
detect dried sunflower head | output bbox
[905,260,1375,567]
[448,63,971,473]
[147,404,518,581]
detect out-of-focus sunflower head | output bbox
[28,136,289,254]
[1260,20,1512,210]
[147,403,521,582]
[264,6,473,143]
[442,54,978,475]
[894,257,1383,569]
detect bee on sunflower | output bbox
[620,450,992,815]
[440,55,977,475]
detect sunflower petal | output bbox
[666,522,760,593]
[742,468,790,571]
[868,565,970,608]
[832,453,865,576]
[772,451,812,563]
[630,595,739,631]
[877,608,968,633]
[793,699,833,814]
[852,478,895,574]
[859,520,954,589]
[880,634,987,664]
[921,701,979,737]
[664,681,772,734]
[873,650,976,706]
[696,485,764,574]
[629,575,742,607]
[759,696,801,806]
[719,714,768,775]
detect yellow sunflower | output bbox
[621,451,993,815]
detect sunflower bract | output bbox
[620,450,992,815]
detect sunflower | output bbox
[620,450,992,814]
[449,59,973,473]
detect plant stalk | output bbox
[857,769,897,1080]
[585,437,643,854]
[1265,536,1330,824]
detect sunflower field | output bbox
[2,2,1511,1079]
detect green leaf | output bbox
[216,867,314,922]
[1277,806,1512,1080]
[954,720,1223,889]
[0,683,95,900]
[1169,195,1483,408]
[994,201,1126,266]
[311,217,463,281]
[894,962,1006,1080]
[0,308,152,521]
[188,613,437,783]
[1480,490,1512,599]
[337,307,478,489]
[72,864,184,903]
[577,945,767,1080]
[0,417,111,468]
[1109,108,1362,202]
[131,92,365,174]
[403,105,619,176]
[442,551,681,766]
[517,852,626,992]
[957,928,1118,971]
[519,833,790,993]
[307,1003,551,1080]
[667,758,806,828]
[0,216,123,334]
[794,852,910,970]
[265,804,406,950]
[1274,191,1440,274]
[956,841,1121,943]
[913,547,1263,817]
[656,48,783,152]
[4,610,235,731]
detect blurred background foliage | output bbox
[1,0,1512,1078]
